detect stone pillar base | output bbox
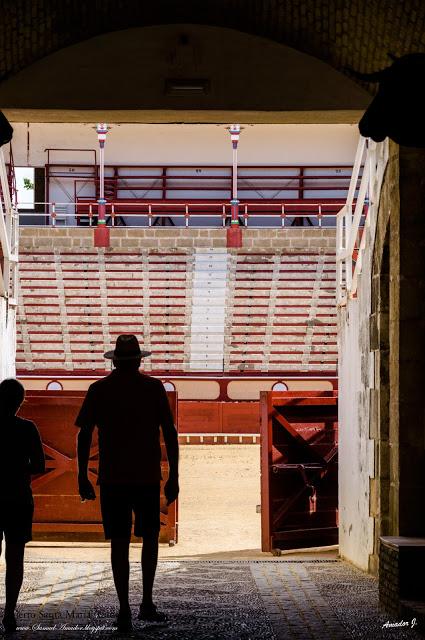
[380,537,425,616]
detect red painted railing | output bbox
[74,199,347,226]
[44,162,357,203]
[16,161,363,226]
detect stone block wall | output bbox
[379,542,400,616]
[337,141,398,575]
[369,142,400,575]
[379,537,425,616]
[18,227,336,252]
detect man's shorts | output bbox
[0,495,34,544]
[99,483,161,540]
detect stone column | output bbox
[398,147,425,536]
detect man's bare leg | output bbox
[141,532,159,607]
[139,532,166,621]
[3,542,25,631]
[110,537,132,630]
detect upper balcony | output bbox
[17,154,363,229]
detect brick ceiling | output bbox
[1,0,424,92]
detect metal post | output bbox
[227,124,242,248]
[94,123,110,248]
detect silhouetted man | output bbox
[0,378,45,633]
[75,335,179,632]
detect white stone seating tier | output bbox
[17,250,194,372]
[16,248,337,374]
[224,251,337,373]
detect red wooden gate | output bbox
[19,390,178,544]
[260,391,338,552]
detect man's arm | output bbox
[158,382,179,504]
[28,422,45,475]
[76,425,96,499]
[75,387,97,501]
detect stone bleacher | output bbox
[224,251,337,372]
[17,250,194,372]
[16,229,337,375]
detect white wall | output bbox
[338,301,375,570]
[337,166,380,570]
[8,123,359,167]
[0,300,16,380]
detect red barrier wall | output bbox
[179,401,260,433]
[18,390,178,542]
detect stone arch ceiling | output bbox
[1,0,424,93]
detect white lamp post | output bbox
[94,123,110,248]
[227,124,243,248]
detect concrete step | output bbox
[190,334,225,343]
[192,290,227,299]
[191,297,226,306]
[190,346,225,356]
[188,363,224,371]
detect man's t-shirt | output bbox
[75,370,176,485]
[0,416,45,500]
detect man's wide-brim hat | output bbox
[104,334,151,360]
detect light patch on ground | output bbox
[167,444,261,557]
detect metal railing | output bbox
[336,137,389,306]
[0,147,19,305]
[44,159,356,203]
[17,200,346,227]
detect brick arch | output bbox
[0,24,371,113]
[1,1,425,90]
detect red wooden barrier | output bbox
[18,390,178,543]
[179,401,260,433]
[221,402,260,433]
[178,401,221,433]
[260,391,338,552]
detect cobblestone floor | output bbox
[306,561,423,640]
[0,560,423,639]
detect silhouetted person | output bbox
[0,378,45,633]
[75,335,179,633]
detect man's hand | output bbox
[78,474,96,501]
[164,476,179,506]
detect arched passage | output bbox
[1,1,425,90]
[0,24,369,121]
[1,1,425,622]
